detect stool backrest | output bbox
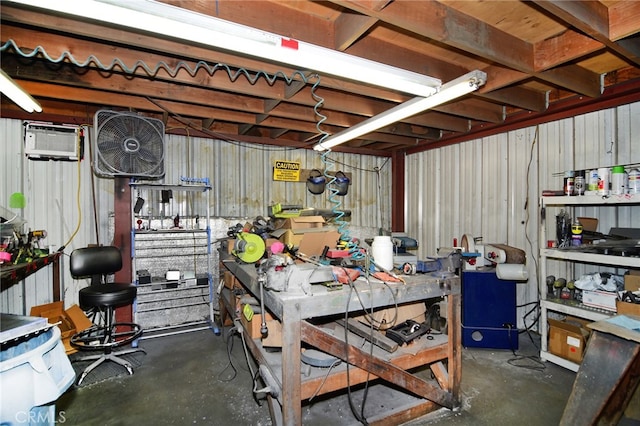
[70,246,123,285]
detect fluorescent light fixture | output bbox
[0,69,42,113]
[8,0,442,98]
[313,70,487,151]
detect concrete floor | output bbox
[54,326,623,425]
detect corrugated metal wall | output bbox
[1,118,391,314]
[3,102,638,319]
[405,101,640,329]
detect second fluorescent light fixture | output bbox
[0,69,42,113]
[313,70,487,151]
[8,0,442,98]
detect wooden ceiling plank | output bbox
[343,33,471,82]
[534,29,605,71]
[534,0,610,38]
[163,0,337,50]
[334,11,378,51]
[608,2,640,40]
[538,64,604,98]
[331,0,535,72]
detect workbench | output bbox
[220,251,461,425]
[0,253,62,302]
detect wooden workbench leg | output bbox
[447,293,461,407]
[53,254,61,302]
[281,303,302,426]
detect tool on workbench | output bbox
[385,319,431,345]
[232,232,266,263]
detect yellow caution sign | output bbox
[273,160,301,182]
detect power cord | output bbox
[216,324,240,382]
[504,323,546,372]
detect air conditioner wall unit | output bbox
[24,122,80,160]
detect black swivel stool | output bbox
[69,246,145,385]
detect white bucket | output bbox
[371,236,394,271]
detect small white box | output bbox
[582,290,618,312]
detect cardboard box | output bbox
[548,316,591,363]
[625,269,640,292]
[261,318,283,347]
[223,271,243,290]
[30,301,93,354]
[276,216,325,230]
[616,300,640,316]
[271,228,340,256]
[582,290,618,312]
[240,308,273,339]
[355,302,426,331]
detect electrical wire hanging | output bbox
[1,39,330,141]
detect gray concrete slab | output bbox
[52,328,593,425]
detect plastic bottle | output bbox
[371,236,394,271]
[587,169,599,191]
[611,165,627,195]
[597,167,610,195]
[628,168,640,194]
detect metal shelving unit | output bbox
[130,180,216,337]
[539,193,639,371]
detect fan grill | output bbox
[94,110,165,178]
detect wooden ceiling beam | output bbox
[533,0,640,66]
[334,11,378,51]
[161,0,336,50]
[267,101,469,135]
[331,0,535,72]
[0,6,408,103]
[17,80,261,125]
[436,99,504,124]
[538,64,604,98]
[481,87,549,113]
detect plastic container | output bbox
[587,169,599,191]
[597,167,610,196]
[611,165,626,195]
[371,236,394,271]
[1,327,75,425]
[628,168,640,194]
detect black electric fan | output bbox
[93,110,165,178]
